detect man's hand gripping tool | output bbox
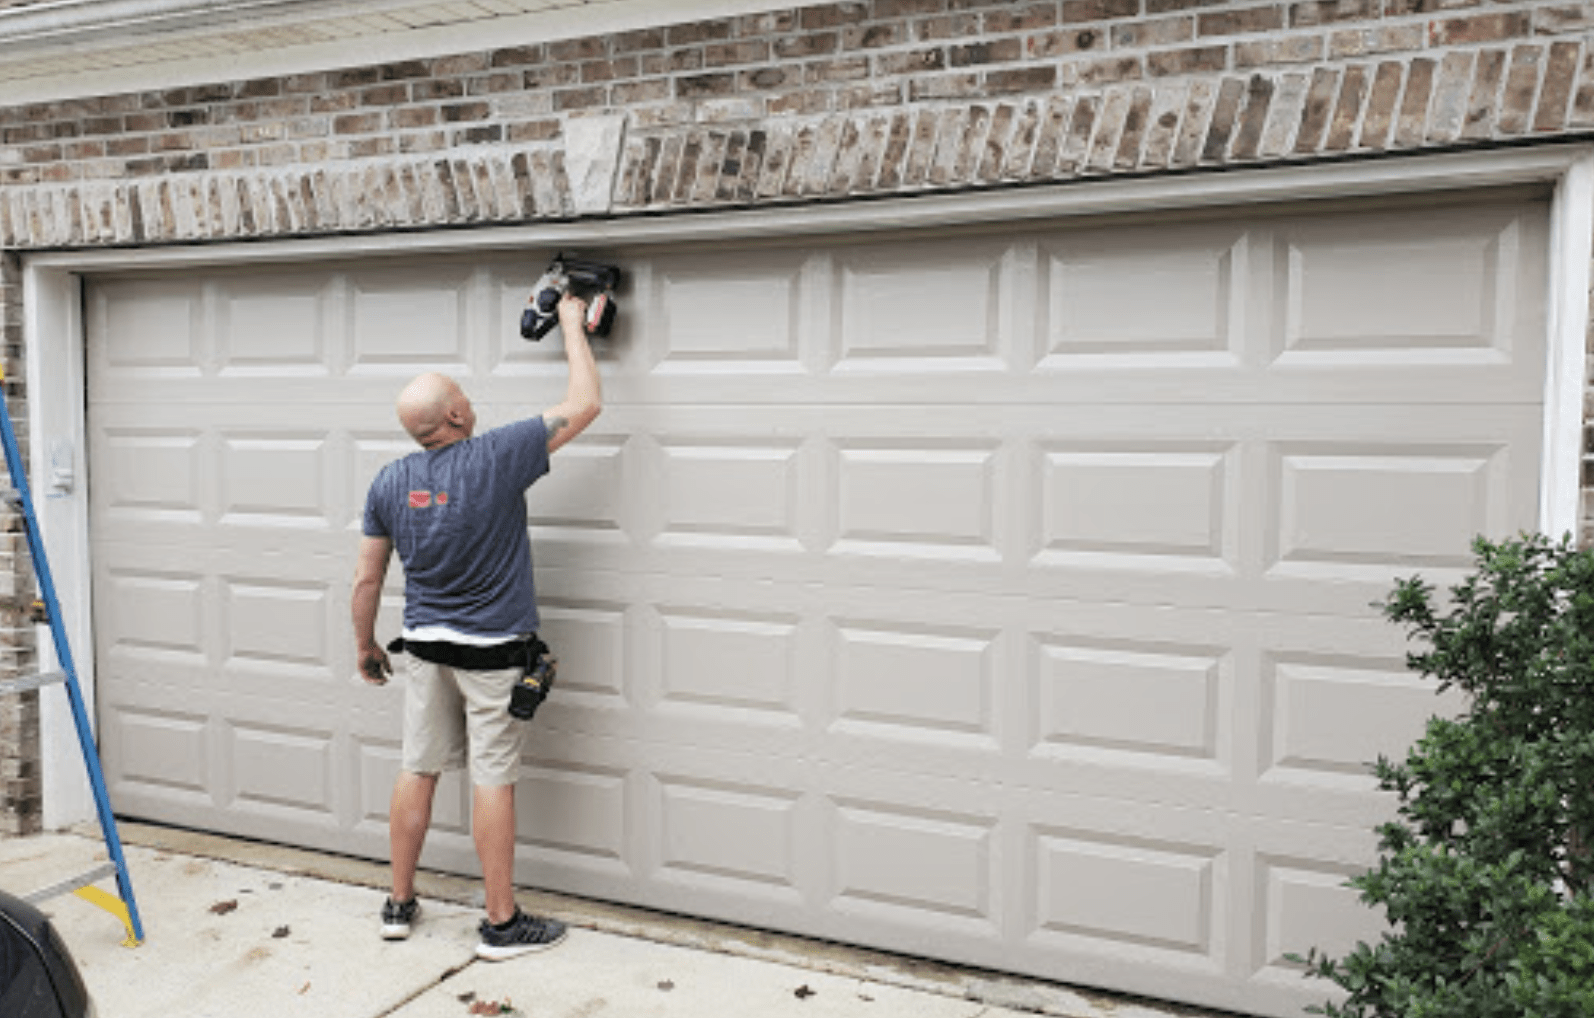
[520,254,622,341]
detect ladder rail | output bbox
[0,396,144,944]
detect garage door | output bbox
[88,188,1549,1017]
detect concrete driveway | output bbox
[0,825,1209,1018]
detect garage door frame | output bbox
[25,142,1594,841]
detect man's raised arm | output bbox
[543,292,602,455]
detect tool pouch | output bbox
[508,635,557,721]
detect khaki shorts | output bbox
[401,656,525,787]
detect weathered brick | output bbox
[1535,41,1582,132]
[1235,34,1325,69]
[800,4,869,30]
[1111,15,1195,48]
[950,38,1023,66]
[1426,49,1474,143]
[1290,0,1379,27]
[1498,45,1543,134]
[1429,12,1534,47]
[1200,6,1286,37]
[1066,54,1145,86]
[1230,74,1276,159]
[1030,28,1107,58]
[1358,60,1403,148]
[1148,45,1230,77]
[914,13,981,40]
[1059,95,1099,174]
[1201,77,1246,161]
[1393,57,1435,147]
[1062,0,1139,23]
[1463,48,1508,140]
[1086,88,1131,172]
[1114,86,1155,168]
[1141,81,1187,167]
[1294,66,1339,152]
[1570,50,1594,128]
[987,3,1056,33]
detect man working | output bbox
[351,292,600,961]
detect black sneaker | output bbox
[381,896,419,940]
[476,909,567,960]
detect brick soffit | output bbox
[3,33,1594,249]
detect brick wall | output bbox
[0,250,37,835]
[0,0,1592,828]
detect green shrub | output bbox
[1294,533,1594,1018]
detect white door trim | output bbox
[26,143,1594,826]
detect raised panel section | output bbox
[835,443,999,560]
[113,709,208,794]
[837,247,1005,363]
[220,432,330,527]
[832,621,995,745]
[1036,444,1234,566]
[1032,828,1218,955]
[655,260,802,365]
[230,724,334,816]
[834,801,995,927]
[1281,214,1513,353]
[515,761,628,866]
[1254,857,1373,978]
[219,278,328,373]
[1262,655,1455,788]
[658,777,800,892]
[349,270,468,364]
[104,571,206,657]
[224,580,330,673]
[97,280,203,371]
[1034,638,1223,763]
[101,430,203,519]
[538,599,626,703]
[657,441,800,546]
[1272,444,1500,569]
[658,609,798,720]
[1043,228,1241,356]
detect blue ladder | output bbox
[0,387,144,946]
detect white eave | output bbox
[0,0,788,106]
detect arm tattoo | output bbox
[545,414,569,448]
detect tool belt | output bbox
[386,634,547,673]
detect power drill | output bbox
[520,253,622,341]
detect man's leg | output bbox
[390,770,438,902]
[473,782,517,925]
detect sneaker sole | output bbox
[474,927,568,961]
[381,924,412,940]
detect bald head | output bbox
[397,373,475,448]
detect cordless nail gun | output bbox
[520,253,622,341]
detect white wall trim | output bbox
[1543,150,1594,540]
[22,263,95,830]
[24,143,1594,825]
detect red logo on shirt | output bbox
[436,492,449,506]
[408,490,432,509]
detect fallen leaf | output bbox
[657,980,674,992]
[457,992,476,1004]
[468,1000,516,1015]
[272,926,290,939]
[858,993,875,1002]
[297,982,310,995]
[208,900,238,915]
[795,985,815,1000]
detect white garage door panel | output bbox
[87,191,1548,1018]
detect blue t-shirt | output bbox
[363,416,551,639]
